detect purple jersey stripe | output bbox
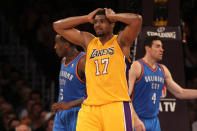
[123,102,133,131]
[125,57,132,88]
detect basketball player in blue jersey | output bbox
[52,34,86,131]
[129,36,197,131]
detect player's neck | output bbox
[99,34,114,45]
[142,56,157,68]
[65,49,79,64]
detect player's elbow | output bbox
[53,21,61,32]
[174,89,185,99]
[136,15,142,23]
[133,14,142,26]
[53,22,58,30]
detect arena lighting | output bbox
[153,0,168,26]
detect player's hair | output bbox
[57,34,76,47]
[93,9,106,18]
[57,34,84,51]
[143,36,162,49]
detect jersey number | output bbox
[94,58,109,75]
[152,93,156,104]
[60,88,63,100]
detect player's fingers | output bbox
[52,108,56,112]
[51,105,55,110]
[135,125,144,131]
[143,125,146,131]
[96,8,102,11]
[52,104,59,112]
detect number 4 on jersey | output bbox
[152,93,156,104]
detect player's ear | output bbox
[145,46,150,52]
[63,42,69,48]
[111,22,115,28]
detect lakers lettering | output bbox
[90,47,114,59]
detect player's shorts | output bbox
[76,101,134,131]
[140,116,161,131]
[53,106,81,131]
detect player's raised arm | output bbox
[53,8,102,50]
[105,9,142,47]
[162,64,197,99]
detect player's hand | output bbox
[51,102,72,113]
[134,119,146,131]
[88,8,102,24]
[105,8,116,23]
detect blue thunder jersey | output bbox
[132,59,165,118]
[58,52,86,102]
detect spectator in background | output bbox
[37,14,55,51]
[40,110,54,127]
[15,124,31,131]
[30,90,43,104]
[0,96,6,107]
[1,111,17,131]
[21,103,44,131]
[8,118,21,131]
[0,102,14,117]
[44,114,55,131]
[18,99,35,121]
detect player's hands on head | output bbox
[105,8,116,23]
[88,8,103,24]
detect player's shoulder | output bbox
[158,64,167,70]
[79,31,95,49]
[78,53,86,65]
[132,60,142,67]
[77,52,86,75]
[130,60,143,78]
[130,60,142,71]
[61,57,66,65]
[80,53,86,61]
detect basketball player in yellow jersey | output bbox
[53,8,142,131]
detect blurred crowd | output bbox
[0,0,118,130]
[0,62,55,131]
[181,1,197,130]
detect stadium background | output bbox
[0,0,197,130]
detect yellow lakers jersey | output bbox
[84,35,130,105]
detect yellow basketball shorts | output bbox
[76,101,134,131]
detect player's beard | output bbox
[97,33,104,37]
[156,55,163,62]
[95,28,104,37]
